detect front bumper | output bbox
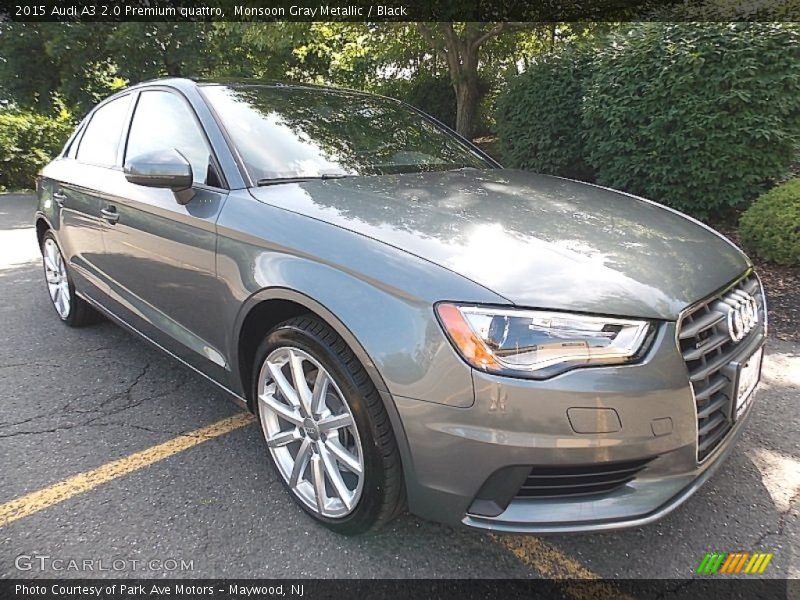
[393,322,764,533]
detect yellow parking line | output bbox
[494,535,634,599]
[0,412,254,528]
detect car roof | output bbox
[127,77,381,99]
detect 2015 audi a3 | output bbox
[35,78,766,535]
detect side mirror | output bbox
[124,149,195,204]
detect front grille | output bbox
[678,273,766,462]
[514,458,653,499]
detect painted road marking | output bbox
[494,535,634,599]
[0,412,254,528]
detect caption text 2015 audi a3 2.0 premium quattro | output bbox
[34,78,766,535]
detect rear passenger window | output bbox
[76,95,132,167]
[125,91,215,186]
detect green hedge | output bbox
[584,23,800,219]
[739,178,800,265]
[496,48,593,180]
[0,110,73,191]
[496,23,800,220]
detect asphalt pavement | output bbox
[1,193,797,582]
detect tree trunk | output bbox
[454,75,479,139]
[162,33,181,77]
[165,61,182,77]
[414,23,512,140]
[163,50,182,76]
[449,43,480,140]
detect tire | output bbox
[41,231,99,327]
[252,315,405,535]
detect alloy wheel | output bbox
[43,238,71,319]
[257,346,364,518]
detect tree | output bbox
[0,22,122,114]
[0,23,270,113]
[107,23,219,81]
[0,20,560,136]
[238,23,387,87]
[0,24,62,111]
[45,23,122,114]
[414,23,533,138]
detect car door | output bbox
[43,93,133,294]
[96,88,231,383]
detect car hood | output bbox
[249,169,750,320]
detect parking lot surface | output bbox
[1,193,798,582]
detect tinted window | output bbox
[201,85,490,182]
[76,95,132,167]
[126,91,213,186]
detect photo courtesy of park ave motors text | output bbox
[0,1,798,592]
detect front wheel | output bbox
[252,315,405,535]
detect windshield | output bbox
[201,85,492,183]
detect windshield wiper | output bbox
[256,174,351,187]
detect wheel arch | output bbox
[233,287,391,410]
[233,287,414,493]
[35,214,52,250]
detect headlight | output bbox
[436,303,653,379]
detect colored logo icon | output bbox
[697,552,773,574]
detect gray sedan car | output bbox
[35,78,766,535]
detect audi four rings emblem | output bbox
[726,290,759,342]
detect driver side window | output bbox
[125,90,218,187]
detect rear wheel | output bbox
[252,315,405,534]
[41,231,98,327]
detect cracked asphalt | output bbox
[0,193,798,582]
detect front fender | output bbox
[216,191,504,409]
[223,256,477,409]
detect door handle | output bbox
[100,206,120,224]
[52,191,67,207]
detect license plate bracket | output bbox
[732,347,763,420]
